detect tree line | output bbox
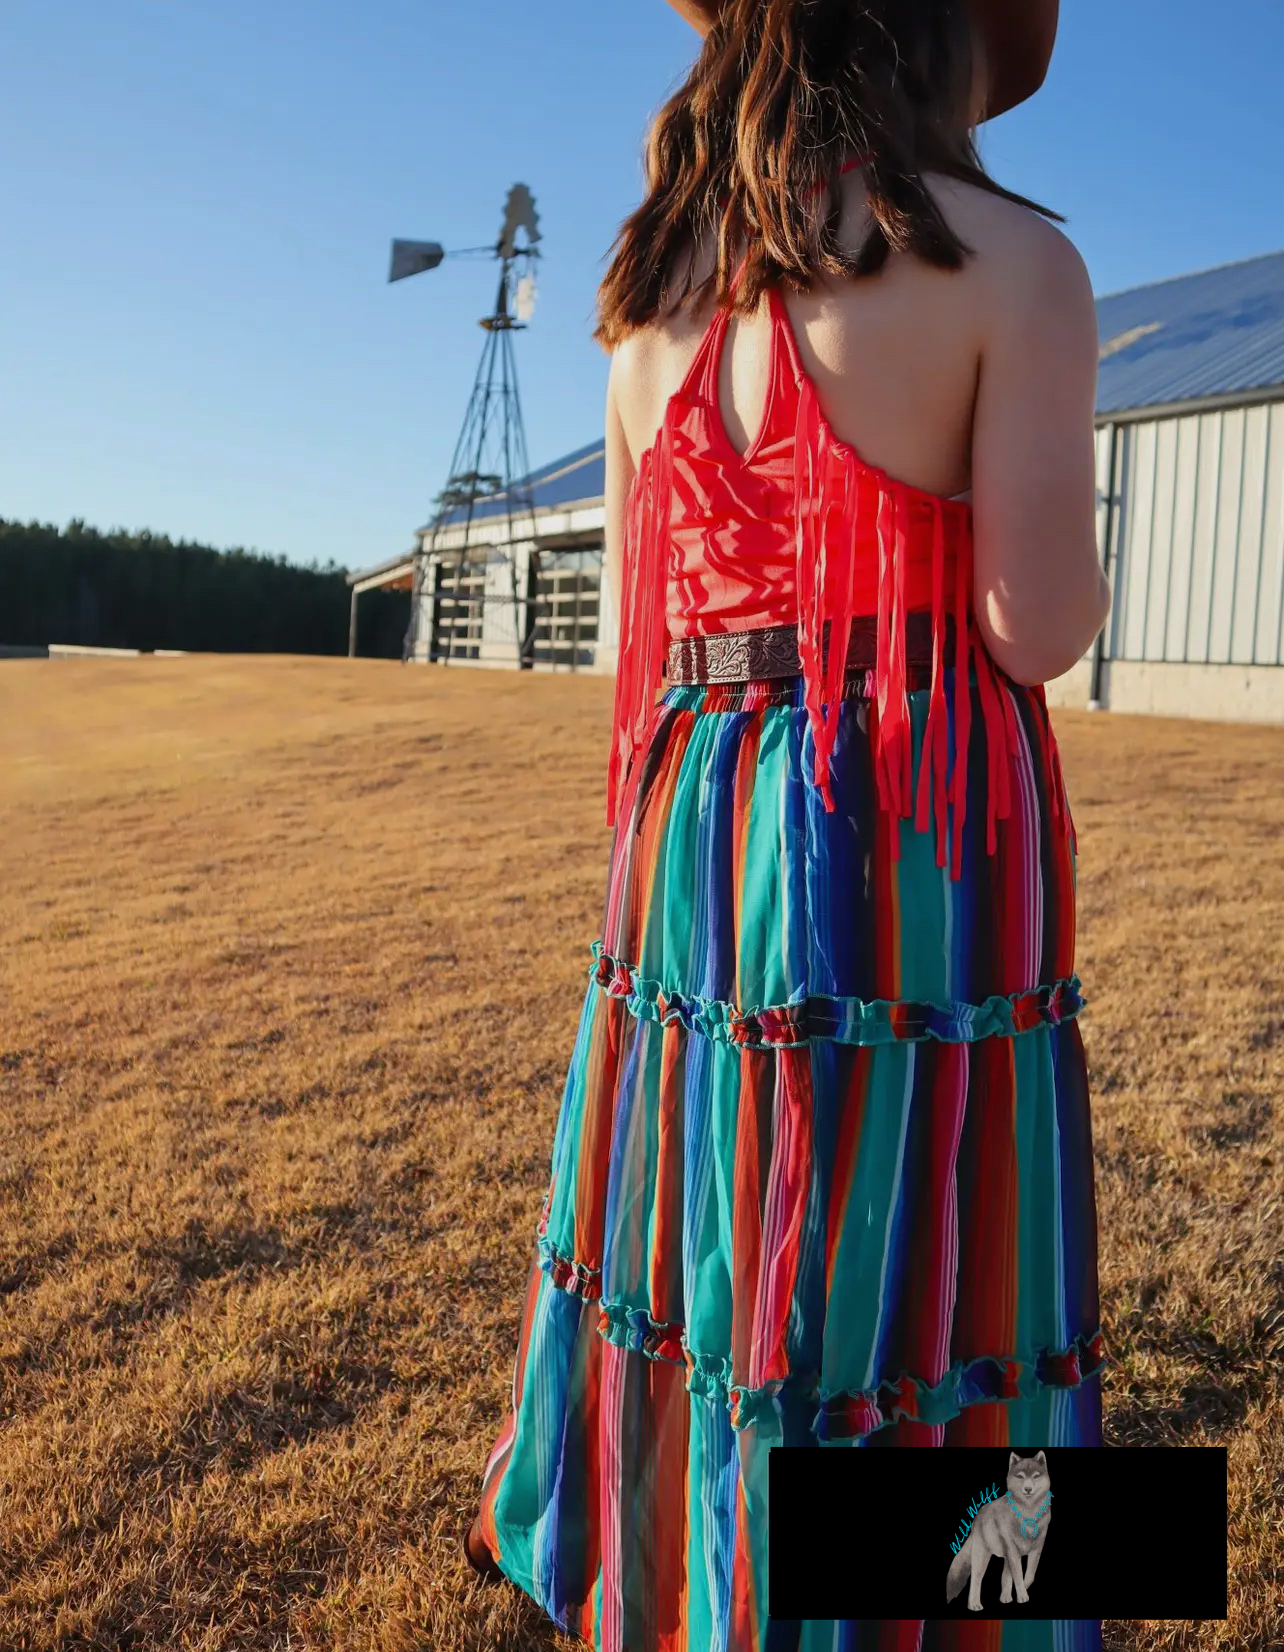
[0,517,409,658]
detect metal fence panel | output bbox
[430,558,488,661]
[1261,404,1284,665]
[1119,422,1155,659]
[529,546,601,669]
[1106,423,1131,662]
[1144,417,1179,660]
[1105,400,1284,668]
[1231,404,1270,665]
[1207,406,1245,662]
[1186,414,1223,664]
[1164,416,1199,660]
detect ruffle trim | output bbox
[811,1332,1107,1441]
[535,1238,1104,1440]
[587,939,1085,1049]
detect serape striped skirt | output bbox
[476,628,1105,1652]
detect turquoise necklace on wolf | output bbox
[1006,1489,1053,1539]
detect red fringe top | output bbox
[605,273,1071,881]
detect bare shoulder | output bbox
[607,251,718,457]
[923,171,1096,329]
[607,324,668,440]
[613,252,716,375]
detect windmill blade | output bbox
[515,272,538,323]
[498,185,540,259]
[389,239,445,282]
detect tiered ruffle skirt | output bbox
[476,660,1105,1652]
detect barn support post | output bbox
[348,585,359,658]
[1089,421,1121,710]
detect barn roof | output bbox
[1096,247,1284,416]
[423,248,1284,534]
[426,439,604,531]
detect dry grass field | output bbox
[0,653,1280,1651]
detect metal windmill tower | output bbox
[389,184,542,667]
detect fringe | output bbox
[793,374,841,811]
[949,500,973,878]
[608,350,1046,882]
[1033,681,1077,857]
[973,621,1017,856]
[788,368,1026,880]
[913,498,950,869]
[604,416,674,829]
[603,447,648,828]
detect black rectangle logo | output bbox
[769,1446,1226,1618]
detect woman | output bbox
[467,1,1111,1648]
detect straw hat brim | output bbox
[661,0,1058,121]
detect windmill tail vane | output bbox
[388,240,444,282]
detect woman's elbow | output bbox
[980,568,1113,687]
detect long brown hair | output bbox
[594,0,1061,348]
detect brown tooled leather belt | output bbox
[664,611,954,684]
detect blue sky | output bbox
[3,0,1282,572]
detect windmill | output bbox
[389,184,542,666]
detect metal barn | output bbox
[348,442,611,674]
[1053,247,1284,722]
[353,248,1284,723]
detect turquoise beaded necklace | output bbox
[1006,1489,1052,1539]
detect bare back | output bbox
[606,171,1110,687]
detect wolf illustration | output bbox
[946,1451,1053,1611]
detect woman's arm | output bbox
[971,216,1112,686]
[603,354,636,650]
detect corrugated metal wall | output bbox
[1098,401,1284,666]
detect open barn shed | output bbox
[348,443,609,672]
[351,248,1284,723]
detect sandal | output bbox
[462,1512,504,1583]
